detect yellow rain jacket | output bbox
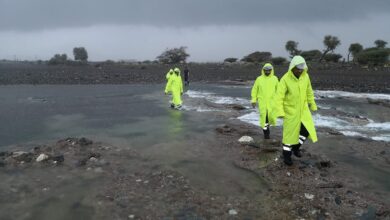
[165,68,183,106]
[273,56,318,145]
[251,63,279,128]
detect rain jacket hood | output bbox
[166,69,174,80]
[261,63,275,77]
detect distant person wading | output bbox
[272,56,318,166]
[183,66,190,86]
[251,63,279,139]
[165,67,184,110]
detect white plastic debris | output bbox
[238,136,254,144]
[304,193,315,200]
[36,154,49,162]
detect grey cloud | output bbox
[1,0,390,31]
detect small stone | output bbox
[304,193,314,200]
[167,175,174,178]
[89,157,98,162]
[36,153,49,162]
[274,158,279,162]
[287,172,291,177]
[128,215,135,219]
[143,180,149,184]
[238,136,254,144]
[136,179,142,182]
[228,209,238,215]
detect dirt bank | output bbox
[0,62,389,93]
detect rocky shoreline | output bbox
[1,120,389,219]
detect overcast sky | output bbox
[0,0,389,62]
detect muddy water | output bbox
[0,84,268,219]
[1,83,389,218]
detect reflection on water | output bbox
[168,109,183,137]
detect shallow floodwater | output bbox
[0,83,389,218]
[0,84,268,219]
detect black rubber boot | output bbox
[263,128,270,139]
[283,150,293,166]
[292,144,302,158]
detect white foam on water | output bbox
[315,90,390,101]
[237,112,259,126]
[313,114,351,129]
[185,90,249,106]
[371,135,390,142]
[185,90,214,99]
[365,122,390,131]
[181,105,215,112]
[237,111,283,127]
[340,131,367,137]
[211,96,249,106]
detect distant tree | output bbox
[300,50,322,62]
[323,53,342,63]
[241,51,272,63]
[356,48,390,66]
[157,46,189,64]
[73,47,88,62]
[374,39,388,48]
[319,35,341,62]
[285,41,301,58]
[224,57,238,63]
[271,57,287,65]
[348,43,363,63]
[48,53,68,65]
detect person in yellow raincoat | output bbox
[273,56,317,166]
[166,69,174,81]
[165,67,183,109]
[251,63,279,139]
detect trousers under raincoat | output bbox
[272,56,318,145]
[165,69,183,107]
[251,63,279,128]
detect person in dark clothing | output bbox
[183,67,190,86]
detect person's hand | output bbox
[251,103,256,108]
